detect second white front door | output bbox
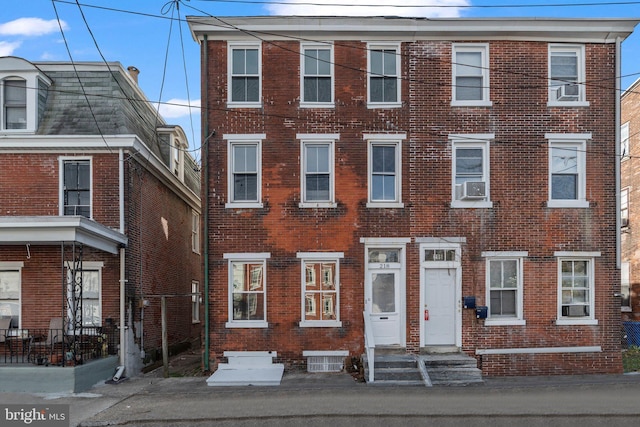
[423,268,456,346]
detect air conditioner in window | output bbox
[460,181,486,200]
[622,217,629,228]
[555,84,579,101]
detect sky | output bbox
[2,0,640,163]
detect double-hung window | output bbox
[61,158,91,218]
[621,122,630,160]
[299,134,337,208]
[556,252,599,325]
[3,79,27,130]
[66,261,102,328]
[547,134,590,208]
[301,43,333,106]
[225,253,270,328]
[192,281,201,323]
[298,252,343,327]
[0,262,23,330]
[228,43,261,107]
[622,187,629,228]
[192,210,200,253]
[548,44,588,106]
[366,134,405,208]
[483,253,526,326]
[452,44,491,106]
[450,135,492,208]
[226,134,264,208]
[368,43,401,107]
[621,262,631,311]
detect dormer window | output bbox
[3,79,27,130]
[171,136,185,181]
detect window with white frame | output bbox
[548,44,587,106]
[483,253,526,325]
[2,79,27,130]
[226,135,264,208]
[61,158,91,218]
[452,44,491,106]
[622,187,629,228]
[225,253,270,327]
[66,262,102,328]
[192,210,200,253]
[228,43,261,106]
[298,252,343,327]
[621,122,630,160]
[556,252,598,325]
[450,135,492,208]
[301,43,333,106]
[368,43,401,106]
[366,134,404,207]
[0,262,23,330]
[299,134,337,207]
[192,281,201,323]
[621,261,631,311]
[547,134,590,208]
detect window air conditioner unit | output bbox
[622,217,629,228]
[555,84,579,101]
[461,181,486,200]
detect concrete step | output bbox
[420,353,483,386]
[374,367,423,382]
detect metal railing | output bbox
[363,310,375,383]
[0,326,118,366]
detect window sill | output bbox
[451,200,493,209]
[555,318,598,326]
[225,202,264,209]
[299,202,338,209]
[227,102,262,109]
[225,321,269,328]
[547,101,590,108]
[299,102,335,109]
[366,202,404,208]
[484,319,526,326]
[451,100,493,107]
[299,320,343,328]
[367,102,402,109]
[546,200,590,208]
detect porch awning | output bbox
[0,216,127,254]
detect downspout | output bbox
[615,37,622,270]
[203,34,210,371]
[119,149,126,366]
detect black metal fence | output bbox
[0,326,118,366]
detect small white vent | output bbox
[307,355,345,373]
[555,84,579,101]
[461,181,486,199]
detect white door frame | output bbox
[361,237,410,348]
[418,239,464,349]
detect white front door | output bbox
[423,268,456,346]
[367,269,401,346]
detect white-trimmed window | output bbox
[228,42,261,107]
[483,252,526,326]
[299,134,337,208]
[547,134,590,208]
[452,44,491,106]
[2,79,26,130]
[192,281,201,323]
[556,252,599,325]
[621,261,631,311]
[298,252,343,327]
[192,210,200,253]
[60,157,92,218]
[548,44,588,106]
[622,187,629,228]
[66,261,103,328]
[366,134,405,208]
[621,122,630,160]
[450,134,493,208]
[225,134,264,208]
[368,43,401,107]
[0,262,23,330]
[225,253,270,328]
[301,43,333,106]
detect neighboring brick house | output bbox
[621,78,640,323]
[189,16,637,377]
[0,56,202,385]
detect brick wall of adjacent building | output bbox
[204,38,621,375]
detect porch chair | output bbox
[29,317,63,365]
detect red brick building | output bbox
[0,57,202,389]
[189,17,638,377]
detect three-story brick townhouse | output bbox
[0,56,202,392]
[188,16,638,380]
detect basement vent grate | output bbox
[307,355,344,373]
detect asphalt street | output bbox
[2,372,640,427]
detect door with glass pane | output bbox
[365,246,402,346]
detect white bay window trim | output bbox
[224,253,270,328]
[546,133,591,208]
[482,251,527,326]
[555,251,600,326]
[297,252,344,327]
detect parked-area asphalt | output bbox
[2,371,640,427]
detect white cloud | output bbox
[265,0,469,18]
[0,17,67,37]
[156,98,201,119]
[0,40,21,56]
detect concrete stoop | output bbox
[206,351,284,387]
[421,353,484,386]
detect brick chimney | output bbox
[127,66,140,84]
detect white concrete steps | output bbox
[206,351,284,387]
